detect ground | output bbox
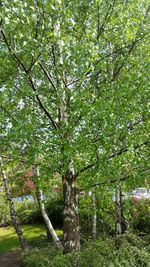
[0,251,20,267]
[0,225,46,267]
[0,225,62,266]
[0,225,45,253]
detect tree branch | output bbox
[28,53,41,73]
[26,74,59,129]
[75,163,95,178]
[75,139,149,179]
[111,33,148,82]
[1,105,18,123]
[81,167,150,191]
[0,154,26,164]
[109,139,149,160]
[14,85,39,104]
[38,62,57,92]
[1,29,59,130]
[97,0,116,40]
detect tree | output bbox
[1,0,149,253]
[0,157,28,251]
[115,183,127,235]
[32,165,62,249]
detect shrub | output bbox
[15,199,37,224]
[22,233,150,267]
[0,197,11,226]
[129,199,150,234]
[79,192,116,239]
[0,196,37,226]
[0,194,63,227]
[28,195,64,227]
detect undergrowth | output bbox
[22,233,150,267]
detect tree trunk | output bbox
[62,172,80,253]
[32,166,62,249]
[145,178,149,193]
[115,185,122,234]
[0,159,28,251]
[45,224,52,241]
[115,184,128,235]
[92,191,97,240]
[58,78,80,253]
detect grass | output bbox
[0,225,62,254]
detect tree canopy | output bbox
[0,0,150,253]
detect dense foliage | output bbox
[1,0,149,190]
[22,233,150,267]
[129,199,150,234]
[0,0,150,258]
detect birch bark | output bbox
[0,158,28,251]
[92,191,97,240]
[32,166,62,249]
[115,184,128,235]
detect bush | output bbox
[0,197,11,226]
[0,194,63,227]
[15,200,37,224]
[129,199,150,234]
[28,195,64,227]
[46,197,63,227]
[0,196,38,226]
[79,192,116,239]
[22,233,150,267]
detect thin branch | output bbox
[28,53,41,73]
[81,167,150,191]
[97,37,145,62]
[89,117,145,145]
[97,0,116,40]
[61,70,68,88]
[1,29,58,130]
[14,85,38,104]
[26,74,59,129]
[75,139,149,179]
[68,34,147,87]
[109,139,149,160]
[76,116,149,178]
[1,29,28,73]
[67,70,102,87]
[38,62,57,91]
[0,155,26,164]
[1,105,18,123]
[111,33,148,82]
[75,163,95,178]
[51,43,60,85]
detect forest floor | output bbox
[0,251,20,267]
[0,225,62,266]
[0,225,45,253]
[0,225,45,267]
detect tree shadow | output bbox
[0,236,19,254]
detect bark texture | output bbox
[58,76,81,253]
[36,188,62,248]
[33,166,62,249]
[92,191,97,240]
[115,184,128,235]
[0,160,28,251]
[63,172,80,253]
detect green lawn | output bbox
[0,225,62,254]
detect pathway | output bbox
[0,251,20,267]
